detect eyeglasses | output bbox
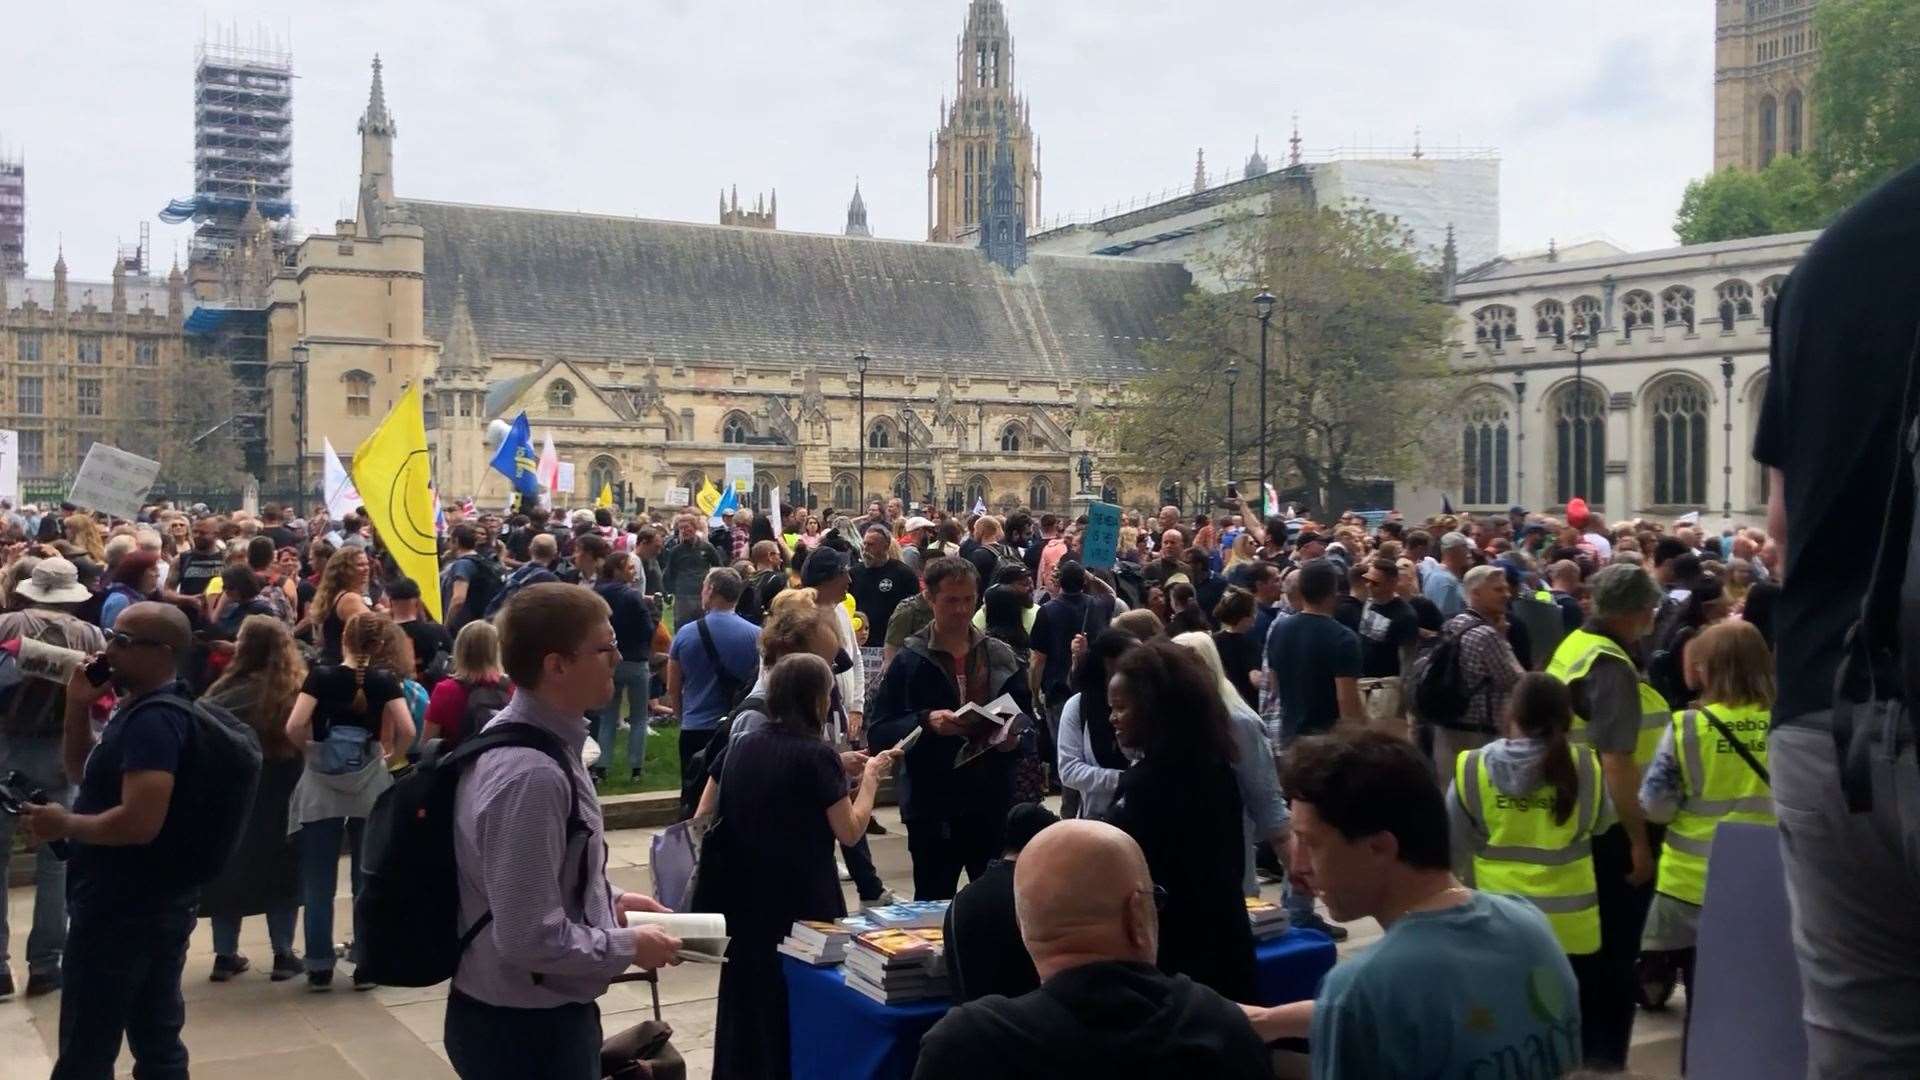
[107,631,173,651]
[570,641,621,660]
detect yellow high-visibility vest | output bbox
[1545,628,1667,769]
[1456,744,1606,955]
[1657,703,1775,906]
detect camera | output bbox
[0,771,70,859]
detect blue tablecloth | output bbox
[783,928,1337,1079]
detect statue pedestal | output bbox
[1070,489,1102,520]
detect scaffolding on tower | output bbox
[159,32,294,262]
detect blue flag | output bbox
[708,482,740,528]
[488,412,543,497]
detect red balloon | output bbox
[1567,497,1589,526]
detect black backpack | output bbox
[460,679,512,744]
[143,692,264,888]
[449,556,504,632]
[483,562,559,620]
[1410,619,1481,730]
[354,723,589,988]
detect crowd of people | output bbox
[0,461,1886,1078]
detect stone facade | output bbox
[0,256,191,485]
[1714,0,1821,172]
[1397,229,1816,524]
[928,0,1038,243]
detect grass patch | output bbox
[594,724,684,796]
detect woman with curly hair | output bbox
[306,544,371,663]
[200,616,309,983]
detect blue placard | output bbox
[1082,502,1122,570]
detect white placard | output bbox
[724,455,753,494]
[67,443,161,520]
[664,485,692,507]
[557,462,577,494]
[0,430,17,504]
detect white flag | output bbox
[323,438,363,520]
[768,487,784,540]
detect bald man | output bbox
[29,601,205,1078]
[912,820,1269,1080]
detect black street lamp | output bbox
[290,342,310,505]
[1569,324,1596,503]
[1225,361,1239,489]
[1511,372,1527,505]
[1721,355,1735,519]
[903,404,917,510]
[854,352,869,505]
[1254,289,1276,515]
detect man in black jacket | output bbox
[869,558,1033,901]
[913,819,1269,1080]
[1026,561,1113,815]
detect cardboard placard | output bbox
[67,443,161,520]
[1081,502,1122,570]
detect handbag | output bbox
[600,1018,684,1080]
[648,815,709,912]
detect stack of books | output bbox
[861,900,949,930]
[842,928,949,1004]
[1247,896,1291,941]
[776,914,883,966]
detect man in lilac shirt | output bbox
[447,583,682,1079]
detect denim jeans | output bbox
[298,817,365,973]
[210,907,298,959]
[590,659,650,774]
[52,902,194,1080]
[0,734,69,977]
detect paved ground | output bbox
[0,804,1685,1079]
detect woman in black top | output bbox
[704,654,898,1080]
[306,545,371,663]
[1210,587,1261,710]
[1104,639,1255,1002]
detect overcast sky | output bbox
[4,0,1710,280]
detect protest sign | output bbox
[0,430,17,504]
[67,443,161,519]
[557,462,576,494]
[1081,502,1122,570]
[725,455,753,495]
[664,485,692,507]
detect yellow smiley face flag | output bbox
[352,382,443,621]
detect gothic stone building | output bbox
[1398,230,1815,525]
[263,53,1190,516]
[1715,0,1822,172]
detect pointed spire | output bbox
[112,254,127,315]
[1441,223,1459,302]
[51,244,67,314]
[360,54,396,136]
[440,273,488,376]
[1412,125,1423,160]
[731,184,739,212]
[1288,116,1304,167]
[1244,136,1269,180]
[846,179,871,238]
[1194,148,1207,194]
[167,255,184,319]
[1547,237,1558,263]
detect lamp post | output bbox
[1569,325,1595,503]
[1721,355,1735,519]
[290,342,310,506]
[903,404,917,510]
[854,352,869,506]
[1511,372,1527,505]
[1225,361,1240,490]
[1254,289,1276,515]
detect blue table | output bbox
[783,928,1337,1079]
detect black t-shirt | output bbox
[1408,595,1446,633]
[1356,598,1419,678]
[399,619,453,681]
[1265,611,1361,741]
[1030,593,1115,704]
[302,664,404,738]
[851,560,920,642]
[264,525,299,550]
[1212,629,1261,710]
[1755,161,1920,724]
[69,684,196,913]
[176,550,225,596]
[1332,593,1363,634]
[505,527,536,563]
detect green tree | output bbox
[1815,0,1920,201]
[1111,200,1454,516]
[113,352,247,492]
[1674,153,1831,245]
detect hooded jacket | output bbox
[912,961,1270,1080]
[867,626,1031,823]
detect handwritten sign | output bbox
[67,443,161,520]
[725,455,754,495]
[556,462,576,495]
[664,485,692,507]
[1082,502,1122,570]
[0,430,17,504]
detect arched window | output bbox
[1761,276,1786,329]
[1100,478,1122,506]
[1553,381,1607,506]
[1159,480,1185,510]
[754,471,777,511]
[1571,296,1603,337]
[1621,290,1657,335]
[1785,89,1804,157]
[1473,305,1518,346]
[833,473,856,510]
[721,412,753,445]
[867,420,893,449]
[966,474,990,510]
[343,370,374,417]
[1648,378,1711,507]
[999,423,1023,452]
[892,472,914,501]
[546,379,576,415]
[1760,95,1779,167]
[587,456,619,503]
[1661,286,1696,332]
[1533,300,1566,343]
[1029,476,1052,510]
[679,470,706,498]
[1715,280,1754,331]
[1461,394,1511,507]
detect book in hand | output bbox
[860,901,949,931]
[627,911,730,964]
[951,693,1031,767]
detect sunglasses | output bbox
[108,631,174,651]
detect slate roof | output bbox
[401,199,1192,381]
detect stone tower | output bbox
[433,276,494,498]
[928,0,1039,242]
[845,180,871,238]
[1714,0,1821,171]
[357,55,397,236]
[980,117,1027,273]
[719,186,777,230]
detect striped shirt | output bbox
[452,691,637,1008]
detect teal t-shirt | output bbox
[1311,891,1581,1080]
